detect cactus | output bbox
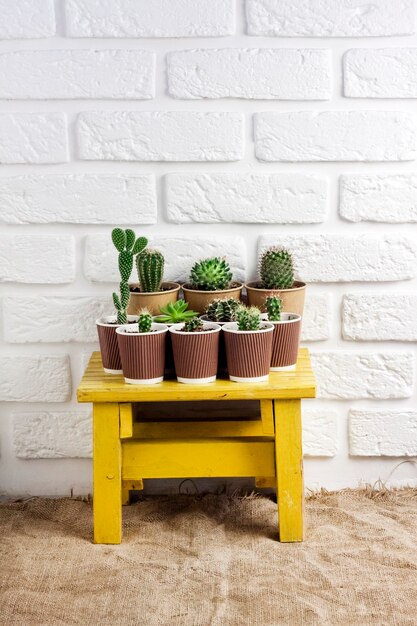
[183,317,204,333]
[136,249,164,293]
[236,306,262,331]
[154,300,198,324]
[266,296,282,321]
[111,228,148,324]
[138,309,152,333]
[260,247,294,290]
[205,298,239,323]
[189,257,232,291]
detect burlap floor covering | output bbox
[1,489,417,626]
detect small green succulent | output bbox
[265,296,282,321]
[154,300,198,324]
[205,298,240,322]
[182,318,204,333]
[138,309,152,333]
[189,257,232,291]
[236,306,262,331]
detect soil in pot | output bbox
[169,322,221,384]
[182,282,243,314]
[116,322,168,384]
[269,313,302,371]
[96,315,138,374]
[127,282,180,316]
[222,322,274,383]
[245,281,306,316]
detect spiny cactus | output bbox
[189,257,232,291]
[266,296,282,321]
[260,247,294,290]
[137,249,164,293]
[112,228,148,323]
[183,317,204,333]
[205,298,239,323]
[236,306,262,331]
[154,300,197,324]
[138,309,152,333]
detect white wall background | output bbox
[1,0,417,497]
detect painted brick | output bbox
[166,173,327,223]
[0,236,75,283]
[167,49,331,100]
[344,49,417,98]
[258,234,417,282]
[84,234,246,284]
[302,294,331,342]
[254,111,417,162]
[246,0,415,37]
[65,0,235,37]
[311,352,414,399]
[0,113,68,164]
[340,175,417,223]
[13,411,92,458]
[349,410,417,456]
[77,112,243,161]
[0,356,71,402]
[0,0,55,39]
[0,175,156,224]
[303,408,338,457]
[0,50,154,99]
[343,294,417,341]
[3,296,113,343]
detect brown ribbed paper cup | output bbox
[223,323,274,383]
[96,315,138,374]
[116,323,168,384]
[169,323,221,384]
[270,313,301,371]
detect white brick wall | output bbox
[168,49,331,100]
[1,0,417,495]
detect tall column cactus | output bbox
[260,248,294,290]
[136,249,164,293]
[112,228,147,323]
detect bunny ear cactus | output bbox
[138,309,153,333]
[137,249,164,293]
[189,257,232,291]
[205,298,239,323]
[260,248,294,290]
[111,228,148,324]
[236,306,262,331]
[265,296,282,321]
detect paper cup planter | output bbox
[169,322,221,384]
[269,313,302,371]
[116,322,168,384]
[222,322,274,383]
[96,315,138,374]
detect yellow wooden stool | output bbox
[77,348,315,544]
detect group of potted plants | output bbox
[96,228,304,385]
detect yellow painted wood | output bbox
[255,477,276,488]
[274,399,303,542]
[260,400,275,435]
[122,439,275,480]
[119,403,133,439]
[122,479,144,505]
[132,420,270,439]
[77,349,315,403]
[93,403,122,544]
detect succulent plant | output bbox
[154,300,198,324]
[236,306,262,331]
[260,247,294,290]
[265,296,282,322]
[138,309,152,333]
[189,257,232,291]
[183,317,204,333]
[111,228,148,324]
[136,249,164,293]
[205,298,239,323]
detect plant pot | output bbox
[127,282,180,316]
[116,322,168,384]
[200,315,230,375]
[169,322,221,384]
[222,322,274,383]
[245,281,306,316]
[96,315,138,374]
[269,313,302,371]
[182,282,243,314]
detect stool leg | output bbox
[93,403,122,544]
[274,399,304,542]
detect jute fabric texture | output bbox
[1,490,417,625]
